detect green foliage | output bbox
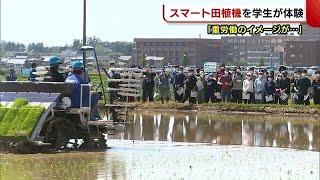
[0,99,45,137]
[4,41,26,52]
[0,99,29,136]
[110,52,123,59]
[72,39,81,51]
[258,56,265,67]
[182,53,188,67]
[17,74,28,81]
[239,58,248,66]
[6,105,31,136]
[14,107,45,136]
[140,53,146,67]
[0,108,9,123]
[12,98,29,107]
[0,67,6,76]
[226,62,234,66]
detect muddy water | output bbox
[1,112,319,180]
[113,112,320,151]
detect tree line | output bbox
[1,37,134,58]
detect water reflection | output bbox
[112,112,320,151]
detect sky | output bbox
[1,0,303,46]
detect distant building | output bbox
[118,56,133,65]
[134,38,222,66]
[145,56,165,67]
[284,40,320,67]
[69,56,95,65]
[300,23,320,40]
[60,49,77,59]
[6,58,26,69]
[221,34,301,67]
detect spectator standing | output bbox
[158,68,171,103]
[290,71,299,104]
[218,68,233,103]
[6,68,17,81]
[274,73,282,104]
[205,73,217,103]
[142,65,156,102]
[181,69,197,104]
[197,70,206,104]
[278,71,291,105]
[215,64,225,80]
[254,72,266,104]
[265,76,276,104]
[312,71,320,105]
[295,70,311,105]
[232,68,244,103]
[174,67,185,102]
[243,73,254,104]
[28,62,39,81]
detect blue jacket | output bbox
[28,68,38,81]
[65,74,90,108]
[6,74,17,81]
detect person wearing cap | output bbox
[65,61,100,120]
[45,56,65,82]
[28,62,39,81]
[311,70,320,105]
[254,72,266,104]
[174,67,185,102]
[204,73,217,103]
[243,73,254,104]
[181,68,197,103]
[232,68,244,103]
[277,71,291,105]
[6,68,17,81]
[158,68,170,103]
[142,65,156,102]
[294,69,311,105]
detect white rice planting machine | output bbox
[0,46,143,153]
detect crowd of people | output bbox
[142,64,320,106]
[3,59,320,107]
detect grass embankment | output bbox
[130,102,320,115]
[0,98,45,137]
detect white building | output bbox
[6,58,26,69]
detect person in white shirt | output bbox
[243,73,254,104]
[254,72,267,104]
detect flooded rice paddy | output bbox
[1,111,320,179]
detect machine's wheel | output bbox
[79,131,107,150]
[79,134,94,149]
[43,117,77,150]
[9,141,32,154]
[97,132,107,149]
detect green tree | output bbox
[140,53,146,67]
[182,52,188,66]
[72,39,81,51]
[258,55,265,67]
[239,58,248,66]
[109,52,123,59]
